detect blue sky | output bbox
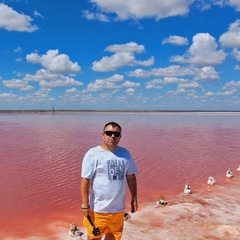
[0,0,240,110]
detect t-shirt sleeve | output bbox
[81,150,96,179]
[126,150,138,175]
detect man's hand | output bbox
[80,204,90,216]
[131,198,138,213]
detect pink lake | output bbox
[0,113,240,240]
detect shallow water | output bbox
[0,113,240,240]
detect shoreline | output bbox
[1,109,240,115]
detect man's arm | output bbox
[80,177,90,215]
[126,174,138,213]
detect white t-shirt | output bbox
[81,145,138,213]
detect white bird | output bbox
[226,168,234,178]
[237,165,240,171]
[69,223,83,240]
[184,184,192,194]
[156,195,168,206]
[207,176,216,185]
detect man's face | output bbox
[102,125,121,150]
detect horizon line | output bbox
[1,109,240,114]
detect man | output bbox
[81,122,138,240]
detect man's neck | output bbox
[100,144,117,152]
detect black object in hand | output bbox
[86,215,101,236]
[92,227,101,236]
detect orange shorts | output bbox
[83,210,125,240]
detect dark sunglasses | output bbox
[104,131,121,137]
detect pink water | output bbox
[1,113,240,240]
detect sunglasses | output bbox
[104,131,121,137]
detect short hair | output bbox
[103,122,122,131]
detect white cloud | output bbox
[122,80,140,88]
[92,52,135,72]
[33,10,44,18]
[162,35,189,45]
[171,33,227,66]
[125,88,135,94]
[13,71,23,77]
[0,3,38,32]
[194,66,219,81]
[15,58,22,62]
[24,69,59,82]
[14,47,22,53]
[187,89,198,97]
[167,88,186,95]
[129,65,194,78]
[39,78,82,88]
[105,74,124,82]
[232,48,240,61]
[216,89,237,96]
[178,81,201,89]
[145,79,163,89]
[163,77,187,84]
[85,74,125,92]
[0,92,20,103]
[138,57,155,66]
[105,42,145,53]
[26,49,81,74]
[23,69,83,88]
[88,0,191,21]
[194,0,211,11]
[150,65,194,77]
[225,80,240,87]
[229,0,240,11]
[2,79,34,91]
[145,76,189,89]
[196,0,240,12]
[187,33,226,65]
[205,91,214,96]
[82,10,109,22]
[87,79,121,91]
[92,42,154,72]
[128,69,151,78]
[23,88,54,103]
[66,88,79,93]
[219,19,240,48]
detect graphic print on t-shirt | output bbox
[107,159,125,180]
